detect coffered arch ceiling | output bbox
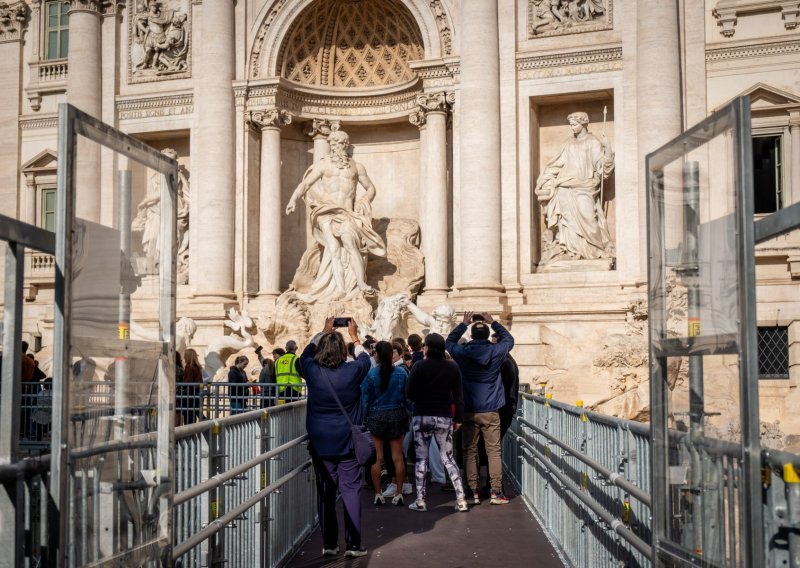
[278,0,425,89]
[248,0,454,82]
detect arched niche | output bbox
[248,0,454,81]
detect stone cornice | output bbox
[712,0,800,37]
[20,114,58,130]
[516,46,622,79]
[116,92,193,120]
[0,1,28,43]
[706,38,800,62]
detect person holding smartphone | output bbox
[301,317,371,558]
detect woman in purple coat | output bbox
[302,318,371,558]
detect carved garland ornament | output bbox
[528,0,612,39]
[128,0,191,84]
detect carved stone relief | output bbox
[528,0,612,39]
[128,0,191,83]
[0,1,28,43]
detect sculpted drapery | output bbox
[535,111,614,262]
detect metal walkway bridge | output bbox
[4,391,800,567]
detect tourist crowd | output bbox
[298,312,519,558]
[10,310,520,560]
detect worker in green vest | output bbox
[275,340,304,403]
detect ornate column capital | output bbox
[416,91,451,114]
[68,0,104,14]
[247,109,292,131]
[408,110,427,129]
[0,1,29,43]
[305,118,340,139]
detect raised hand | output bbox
[462,311,473,325]
[323,317,334,334]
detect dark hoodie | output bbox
[445,321,514,413]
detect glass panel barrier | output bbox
[52,104,178,566]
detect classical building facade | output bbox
[1,0,799,445]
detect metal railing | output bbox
[16,381,308,455]
[504,392,800,568]
[504,393,652,568]
[0,400,315,567]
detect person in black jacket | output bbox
[228,355,249,414]
[492,332,520,438]
[406,333,468,512]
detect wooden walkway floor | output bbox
[288,481,564,567]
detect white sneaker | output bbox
[455,499,469,512]
[382,482,398,498]
[402,483,413,495]
[322,546,339,556]
[408,499,427,512]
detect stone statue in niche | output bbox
[285,129,387,303]
[529,0,608,36]
[132,0,189,77]
[534,111,614,268]
[131,148,190,283]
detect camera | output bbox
[471,314,485,323]
[333,317,352,328]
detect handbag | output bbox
[320,368,376,466]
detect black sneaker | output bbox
[344,545,368,558]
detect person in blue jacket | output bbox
[445,311,514,506]
[302,317,371,559]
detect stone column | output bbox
[636,2,682,167]
[306,119,340,162]
[248,109,292,297]
[67,0,102,222]
[635,1,682,277]
[790,113,800,205]
[192,0,235,297]
[415,92,451,294]
[0,2,27,218]
[457,0,503,293]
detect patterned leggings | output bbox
[411,416,465,501]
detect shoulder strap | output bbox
[320,367,355,427]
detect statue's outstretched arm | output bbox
[286,163,323,214]
[404,301,432,327]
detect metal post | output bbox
[1,241,25,464]
[682,160,705,556]
[735,96,765,567]
[115,169,131,423]
[52,102,78,567]
[208,422,224,566]
[157,167,178,565]
[259,411,270,565]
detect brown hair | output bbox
[314,332,348,368]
